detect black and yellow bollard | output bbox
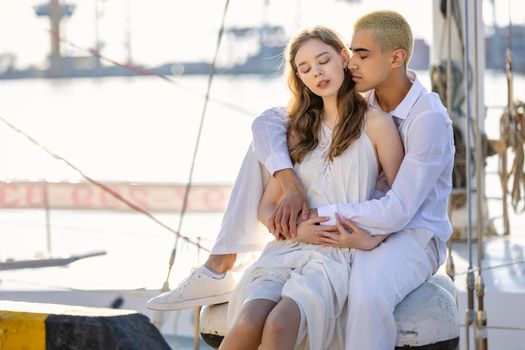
[0,300,170,350]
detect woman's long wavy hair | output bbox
[285,26,367,164]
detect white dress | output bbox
[227,123,378,350]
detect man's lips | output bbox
[317,79,330,88]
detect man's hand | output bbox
[269,169,309,239]
[318,215,387,250]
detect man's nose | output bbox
[348,57,358,71]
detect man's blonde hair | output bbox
[354,10,413,68]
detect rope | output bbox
[500,101,525,214]
[0,7,257,118]
[0,115,209,253]
[159,0,232,293]
[497,1,525,234]
[49,31,257,118]
[459,324,525,332]
[453,258,525,276]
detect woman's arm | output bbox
[258,175,336,243]
[258,176,284,238]
[365,109,404,187]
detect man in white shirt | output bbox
[148,10,454,349]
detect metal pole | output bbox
[194,237,202,350]
[472,1,488,349]
[445,0,456,281]
[463,1,475,348]
[502,0,514,235]
[49,0,61,71]
[43,179,52,254]
[125,0,132,64]
[94,0,102,67]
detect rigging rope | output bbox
[453,258,525,276]
[0,115,209,253]
[159,0,232,294]
[50,31,257,118]
[500,100,525,213]
[496,2,525,234]
[0,7,257,118]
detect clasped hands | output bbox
[268,196,385,251]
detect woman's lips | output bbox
[317,79,330,88]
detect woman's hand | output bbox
[318,215,387,250]
[294,216,337,244]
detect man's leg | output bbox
[147,144,271,311]
[345,229,439,350]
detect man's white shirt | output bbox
[251,70,455,265]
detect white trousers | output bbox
[345,229,438,350]
[211,144,272,255]
[212,145,440,350]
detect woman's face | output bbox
[294,38,347,99]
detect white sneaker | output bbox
[146,266,236,311]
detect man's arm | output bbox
[318,112,454,235]
[251,106,291,175]
[252,107,309,238]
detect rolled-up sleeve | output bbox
[318,112,453,234]
[251,106,292,175]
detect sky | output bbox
[0,0,524,69]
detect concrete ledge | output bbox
[0,301,170,350]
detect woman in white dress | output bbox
[219,26,404,350]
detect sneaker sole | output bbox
[146,291,232,311]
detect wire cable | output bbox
[160,0,231,292]
[0,115,209,253]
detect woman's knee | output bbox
[234,302,274,335]
[263,299,300,337]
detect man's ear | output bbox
[391,48,407,69]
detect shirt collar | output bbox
[366,70,424,121]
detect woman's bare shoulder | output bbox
[364,107,392,127]
[364,107,396,139]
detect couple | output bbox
[148,10,455,350]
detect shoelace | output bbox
[176,267,200,295]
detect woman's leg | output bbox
[220,299,277,350]
[261,297,301,350]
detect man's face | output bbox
[348,29,392,92]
